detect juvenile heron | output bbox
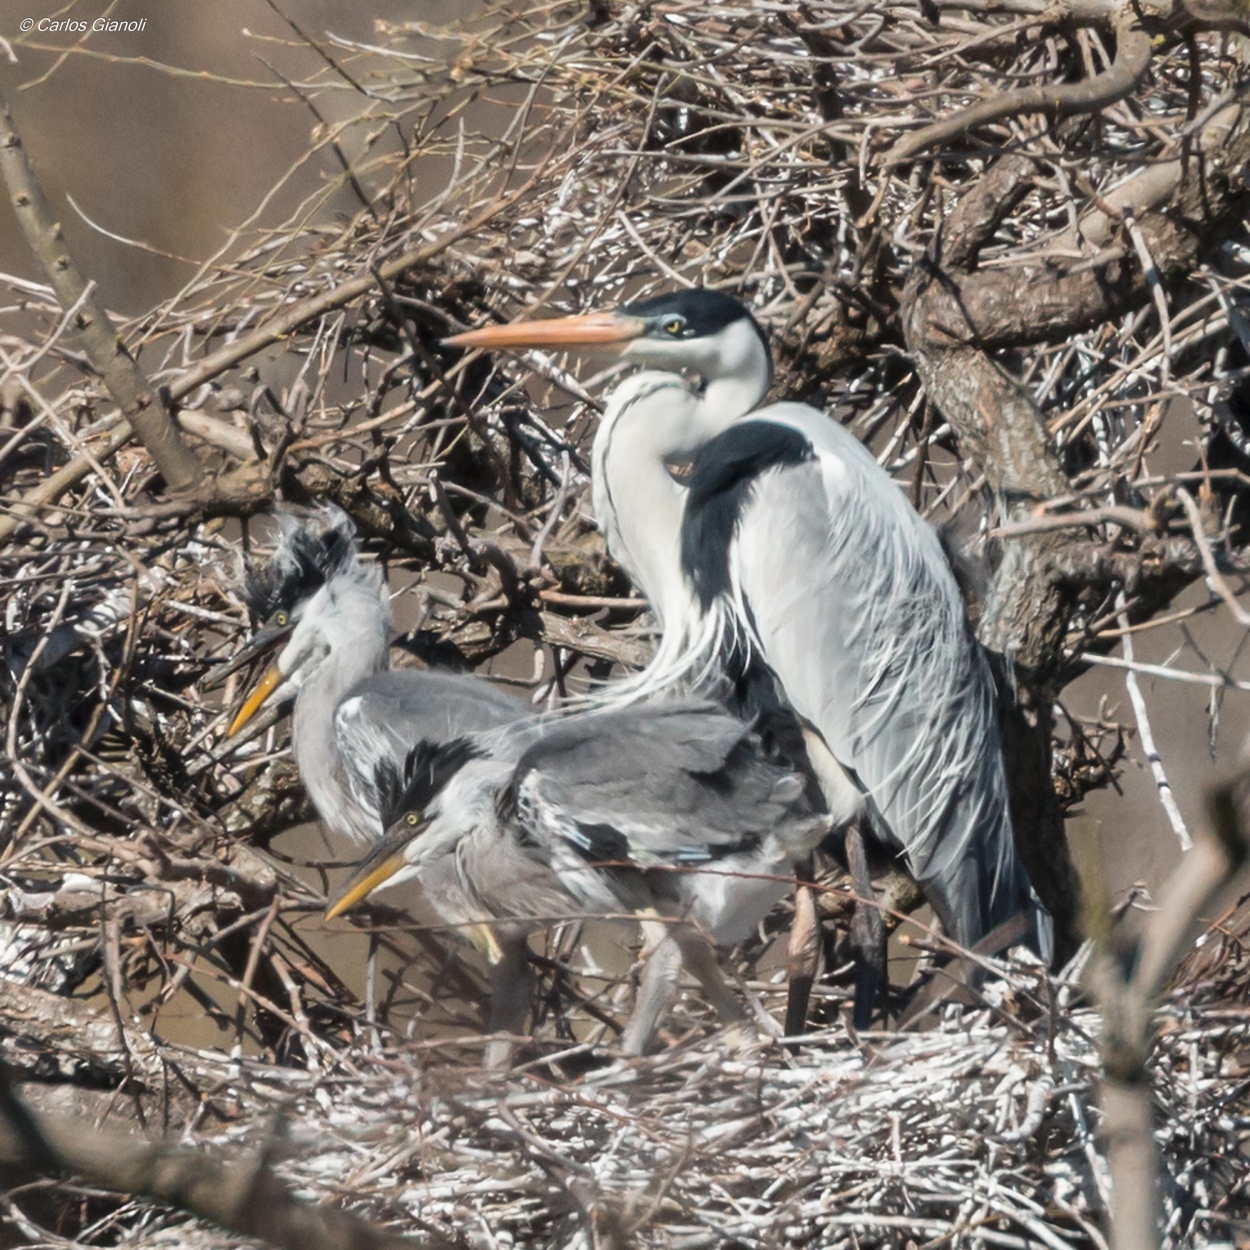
[446,290,1051,972]
[208,506,528,845]
[210,509,813,1056]
[327,700,830,1056]
[208,508,549,1057]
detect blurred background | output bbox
[0,1,466,308]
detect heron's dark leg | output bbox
[483,935,533,1068]
[847,825,886,1029]
[621,919,682,1056]
[784,855,822,1046]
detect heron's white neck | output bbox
[591,376,689,624]
[700,364,769,429]
[291,578,391,843]
[590,320,770,689]
[622,315,771,432]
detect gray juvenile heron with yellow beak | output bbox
[208,506,529,846]
[445,289,1052,1006]
[207,507,547,1060]
[209,508,822,1058]
[326,700,831,1057]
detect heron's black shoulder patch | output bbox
[681,420,815,608]
[569,821,631,865]
[375,738,483,829]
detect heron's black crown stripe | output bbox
[681,420,815,609]
[375,737,484,829]
[243,516,356,620]
[620,288,770,360]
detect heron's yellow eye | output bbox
[405,812,420,827]
[664,318,684,336]
[274,610,289,627]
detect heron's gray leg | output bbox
[792,724,862,1042]
[483,935,532,1069]
[668,924,748,1040]
[784,854,822,1046]
[621,919,682,1056]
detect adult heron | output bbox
[326,700,830,1056]
[445,289,1051,969]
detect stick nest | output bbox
[3,1,1250,1246]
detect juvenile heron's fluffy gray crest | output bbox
[241,504,359,623]
[216,504,527,850]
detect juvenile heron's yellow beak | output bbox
[443,311,646,350]
[324,851,408,921]
[203,620,291,691]
[227,666,283,737]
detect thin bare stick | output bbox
[1115,592,1192,850]
[1174,486,1250,627]
[1087,768,1249,1250]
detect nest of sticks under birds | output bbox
[5,951,1250,1249]
[4,0,1250,1246]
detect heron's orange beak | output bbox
[227,666,283,737]
[325,850,407,920]
[443,311,646,350]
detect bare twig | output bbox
[1087,766,1249,1250]
[1115,592,1193,850]
[884,3,1153,165]
[1174,486,1250,627]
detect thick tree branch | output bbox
[913,103,1250,352]
[0,1067,454,1250]
[900,77,1250,961]
[0,90,204,492]
[903,153,1079,958]
[902,96,1250,668]
[1052,102,1242,251]
[885,1,1153,165]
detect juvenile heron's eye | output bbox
[405,812,420,827]
[274,610,289,627]
[664,317,684,336]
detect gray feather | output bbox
[726,405,1046,952]
[335,669,527,827]
[512,701,819,866]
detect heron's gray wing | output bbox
[510,701,812,867]
[697,405,1043,951]
[334,670,528,826]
